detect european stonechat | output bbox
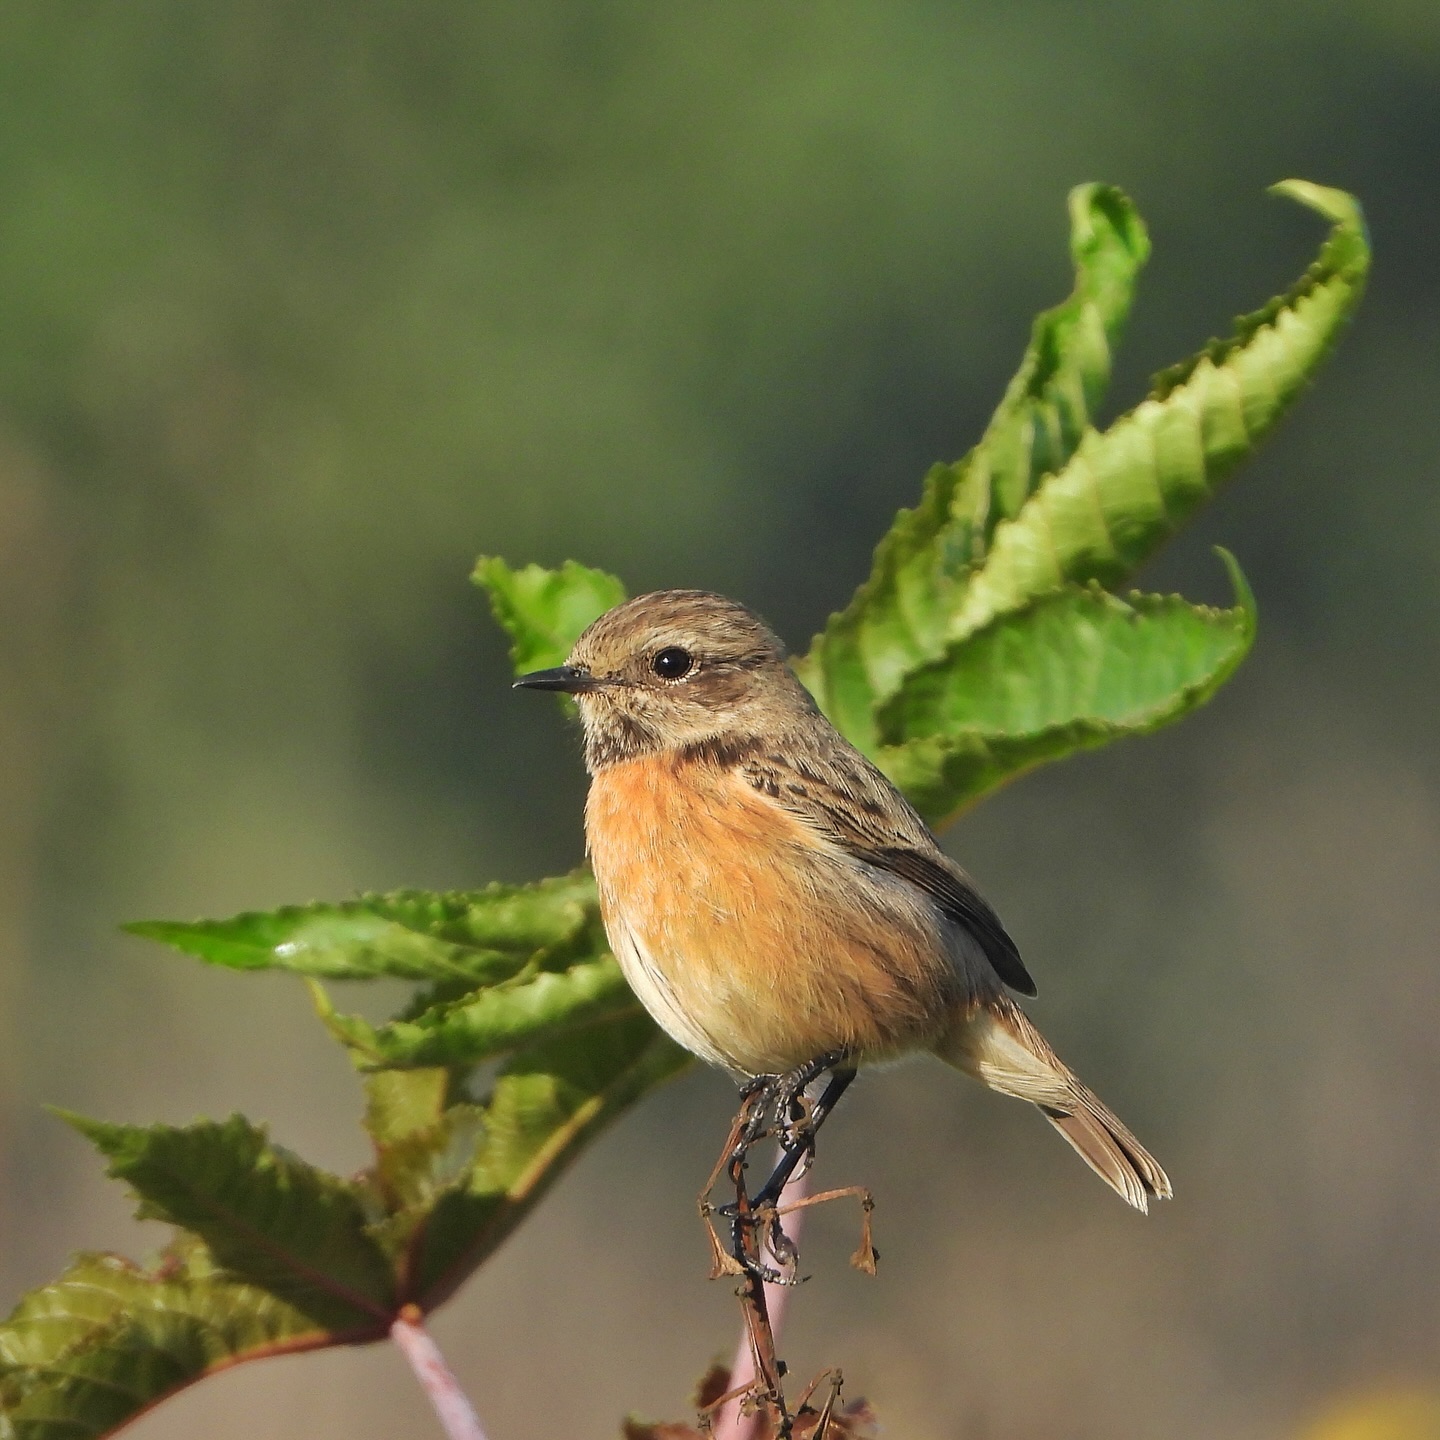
[516,589,1170,1211]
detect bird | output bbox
[514,588,1171,1212]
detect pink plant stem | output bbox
[391,1306,491,1440]
[711,1152,810,1440]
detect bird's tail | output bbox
[936,995,1172,1212]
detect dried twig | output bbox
[710,1151,810,1440]
[698,1066,875,1438]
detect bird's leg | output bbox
[721,1136,788,1287]
[729,1050,854,1207]
[709,1056,857,1284]
[738,1070,784,1151]
[750,1061,856,1210]
[769,1048,851,1151]
[744,1063,865,1284]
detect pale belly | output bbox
[585,756,963,1075]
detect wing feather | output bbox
[735,741,1037,997]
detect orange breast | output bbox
[585,754,956,1074]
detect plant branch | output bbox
[711,1152,810,1440]
[391,1306,491,1440]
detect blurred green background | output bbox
[2,4,1438,1437]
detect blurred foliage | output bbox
[1303,1391,1440,1440]
[0,176,1366,1435]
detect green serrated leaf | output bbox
[0,1241,378,1440]
[360,1071,489,1264]
[362,1068,452,1148]
[876,551,1256,823]
[473,555,627,676]
[0,1018,689,1434]
[408,1015,691,1307]
[374,1107,487,1221]
[796,183,1150,751]
[59,1113,396,1329]
[327,953,639,1070]
[946,181,1368,641]
[125,870,598,982]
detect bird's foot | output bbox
[700,1053,858,1286]
[748,1048,850,1161]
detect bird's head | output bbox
[514,589,816,770]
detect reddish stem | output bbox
[391,1306,491,1440]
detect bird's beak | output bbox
[512,664,606,694]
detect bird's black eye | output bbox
[651,645,694,680]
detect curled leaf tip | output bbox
[1067,182,1150,265]
[1268,178,1367,235]
[1212,547,1258,631]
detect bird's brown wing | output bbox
[736,744,1037,997]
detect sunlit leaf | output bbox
[362,1068,452,1149]
[876,551,1256,821]
[320,952,637,1070]
[125,870,597,983]
[0,1021,690,1436]
[359,1070,487,1261]
[946,181,1368,641]
[407,1015,690,1307]
[59,1114,395,1329]
[797,180,1365,783]
[473,555,626,675]
[796,183,1150,750]
[0,1240,370,1440]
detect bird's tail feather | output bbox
[936,995,1172,1213]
